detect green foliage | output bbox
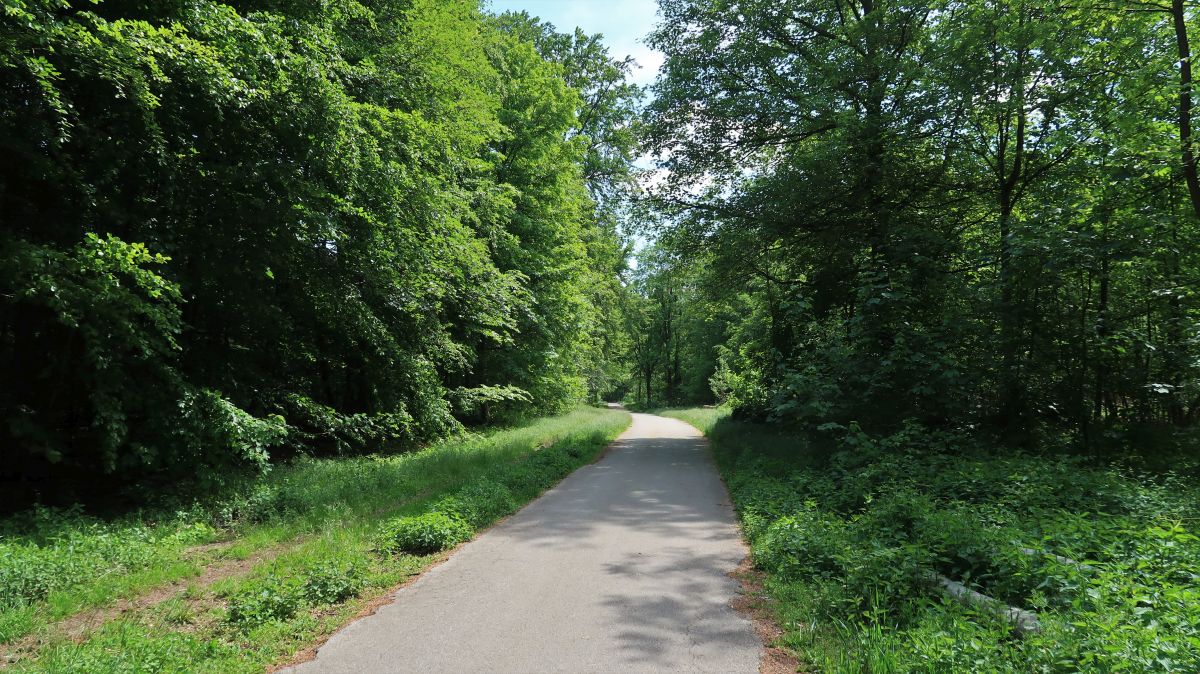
[2,235,181,473]
[494,446,577,499]
[448,386,534,423]
[640,0,1200,449]
[300,561,365,606]
[280,395,416,457]
[211,483,287,528]
[431,480,519,529]
[177,390,289,477]
[0,0,638,508]
[667,409,1200,672]
[0,511,214,621]
[29,620,242,674]
[225,573,303,628]
[375,512,474,556]
[753,510,847,579]
[0,406,628,655]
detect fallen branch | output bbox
[1016,547,1096,573]
[927,572,1042,635]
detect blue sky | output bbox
[487,0,665,255]
[485,0,664,87]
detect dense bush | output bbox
[431,480,519,529]
[301,562,365,606]
[667,409,1200,672]
[0,515,214,612]
[375,513,474,556]
[225,575,303,628]
[752,510,847,579]
[0,0,638,509]
[227,562,366,628]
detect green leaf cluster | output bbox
[0,0,640,506]
[640,0,1200,449]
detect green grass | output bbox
[661,407,1200,673]
[1,406,630,671]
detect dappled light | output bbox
[4,0,1200,670]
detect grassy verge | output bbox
[1,406,630,672]
[661,407,1200,673]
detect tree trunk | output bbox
[996,52,1028,435]
[1094,253,1109,422]
[1173,0,1200,221]
[644,365,653,408]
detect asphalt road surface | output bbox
[285,412,761,673]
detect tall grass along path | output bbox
[285,412,761,673]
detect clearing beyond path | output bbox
[285,412,762,674]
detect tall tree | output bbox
[0,0,636,507]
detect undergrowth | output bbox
[0,406,630,671]
[662,407,1200,673]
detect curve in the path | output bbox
[285,412,761,674]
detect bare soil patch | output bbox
[1,542,295,666]
[729,557,804,674]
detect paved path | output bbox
[286,412,761,673]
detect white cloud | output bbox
[487,0,663,86]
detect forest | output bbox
[634,0,1200,440]
[1,0,1199,671]
[1,0,640,507]
[630,0,1200,669]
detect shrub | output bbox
[752,510,848,579]
[431,480,518,528]
[0,518,170,609]
[916,505,1020,591]
[838,544,932,617]
[2,234,184,487]
[225,575,301,628]
[281,394,419,456]
[375,512,473,555]
[730,474,807,521]
[497,463,549,496]
[690,410,1200,671]
[175,390,289,478]
[448,385,534,424]
[853,489,935,544]
[212,484,285,527]
[301,561,364,605]
[0,544,62,607]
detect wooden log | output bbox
[927,572,1042,635]
[1016,546,1095,572]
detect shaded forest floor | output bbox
[0,407,630,672]
[663,408,1200,673]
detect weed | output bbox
[375,512,474,556]
[154,598,195,626]
[661,407,1200,673]
[1,406,630,668]
[301,562,364,605]
[225,574,302,628]
[431,480,518,529]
